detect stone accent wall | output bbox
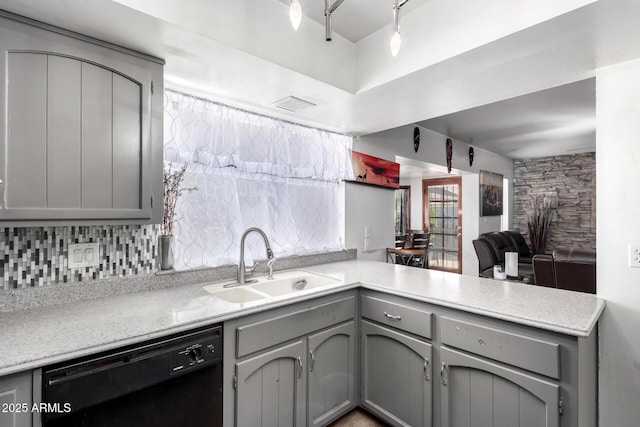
[513,153,595,253]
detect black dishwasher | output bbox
[42,324,222,427]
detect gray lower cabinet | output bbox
[0,11,163,224]
[361,320,432,427]
[0,371,32,427]
[307,321,357,427]
[440,346,559,427]
[223,289,596,427]
[223,291,357,427]
[359,290,596,427]
[235,339,307,427]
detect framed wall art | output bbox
[350,151,400,189]
[479,170,504,216]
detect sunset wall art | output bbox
[350,151,400,189]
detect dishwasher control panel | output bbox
[170,328,222,374]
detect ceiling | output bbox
[0,0,637,160]
[418,78,596,159]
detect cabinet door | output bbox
[0,372,32,427]
[361,320,432,427]
[0,16,159,222]
[440,346,559,427]
[307,321,356,426]
[235,340,306,427]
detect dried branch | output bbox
[161,162,197,236]
[524,195,554,255]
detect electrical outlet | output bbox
[629,244,640,268]
[68,243,100,269]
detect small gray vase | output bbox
[158,235,174,271]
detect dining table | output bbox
[386,247,427,266]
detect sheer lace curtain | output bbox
[163,90,354,270]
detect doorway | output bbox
[395,186,411,235]
[423,177,462,273]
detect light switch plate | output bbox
[629,244,640,268]
[68,243,100,269]
[364,225,371,251]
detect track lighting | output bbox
[390,31,402,57]
[289,0,411,58]
[290,0,302,31]
[391,0,409,57]
[324,0,345,41]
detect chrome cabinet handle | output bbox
[440,362,448,386]
[384,312,402,320]
[309,350,315,372]
[424,358,430,382]
[296,357,303,378]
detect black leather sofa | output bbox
[472,231,533,278]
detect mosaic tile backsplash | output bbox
[0,225,158,290]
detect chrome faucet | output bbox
[237,227,276,285]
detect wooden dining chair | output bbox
[395,234,408,248]
[393,234,411,264]
[409,232,431,268]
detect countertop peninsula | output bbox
[0,260,605,376]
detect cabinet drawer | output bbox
[360,293,432,339]
[236,295,355,358]
[440,316,560,379]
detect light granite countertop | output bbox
[0,259,605,377]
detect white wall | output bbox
[345,182,393,263]
[461,174,480,276]
[347,125,513,273]
[409,177,424,230]
[596,58,640,426]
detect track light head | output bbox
[289,0,302,31]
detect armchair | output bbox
[533,248,596,294]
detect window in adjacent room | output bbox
[395,186,411,235]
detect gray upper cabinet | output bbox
[0,12,164,225]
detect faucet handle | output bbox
[245,264,257,277]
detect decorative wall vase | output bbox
[413,127,420,152]
[158,235,174,271]
[469,147,474,166]
[446,138,453,173]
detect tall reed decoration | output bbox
[524,195,554,255]
[159,162,197,270]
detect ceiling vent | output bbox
[271,96,316,112]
